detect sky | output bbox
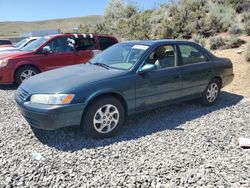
[0,0,165,22]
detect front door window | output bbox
[145,45,176,70]
[47,37,73,53]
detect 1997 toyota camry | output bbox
[15,40,234,138]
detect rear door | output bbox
[74,36,96,63]
[39,36,76,71]
[177,43,214,97]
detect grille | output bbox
[16,87,30,101]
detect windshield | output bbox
[90,43,149,70]
[15,38,30,49]
[21,36,50,51]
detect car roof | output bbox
[46,33,116,39]
[121,39,197,46]
[28,37,40,39]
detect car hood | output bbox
[20,64,126,94]
[0,47,15,52]
[0,50,31,59]
[0,45,13,48]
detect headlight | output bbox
[30,94,75,105]
[0,59,9,67]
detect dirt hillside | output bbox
[212,35,250,97]
[0,15,103,37]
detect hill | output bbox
[0,15,103,37]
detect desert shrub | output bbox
[208,4,236,32]
[242,12,250,23]
[192,34,206,47]
[245,21,250,36]
[228,25,243,35]
[226,36,245,48]
[104,0,138,20]
[77,24,93,33]
[225,0,244,13]
[127,12,152,40]
[75,0,241,40]
[241,1,250,12]
[245,43,250,62]
[159,0,208,39]
[211,0,244,13]
[77,22,110,34]
[209,36,225,50]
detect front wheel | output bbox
[201,79,221,106]
[15,66,39,85]
[81,96,125,138]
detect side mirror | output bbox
[42,46,52,54]
[138,64,157,74]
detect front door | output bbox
[41,36,76,71]
[136,44,183,111]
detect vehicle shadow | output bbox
[0,84,18,90]
[31,91,244,151]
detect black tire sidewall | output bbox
[15,66,39,85]
[201,79,221,106]
[82,96,125,138]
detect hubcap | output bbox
[207,83,219,103]
[93,104,119,134]
[20,69,37,82]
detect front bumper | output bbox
[0,67,14,84]
[15,95,86,130]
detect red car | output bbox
[0,34,118,85]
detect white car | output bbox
[0,37,40,52]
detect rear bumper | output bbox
[15,95,86,130]
[222,74,234,88]
[0,67,14,84]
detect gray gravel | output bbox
[0,85,250,188]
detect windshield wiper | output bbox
[93,62,110,69]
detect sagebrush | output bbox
[76,0,245,41]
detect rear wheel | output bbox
[201,79,221,106]
[15,66,39,85]
[81,96,125,138]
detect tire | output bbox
[200,79,221,106]
[15,66,39,85]
[81,96,125,138]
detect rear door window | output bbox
[179,45,207,65]
[98,36,117,50]
[75,38,96,51]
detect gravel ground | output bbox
[0,86,250,188]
